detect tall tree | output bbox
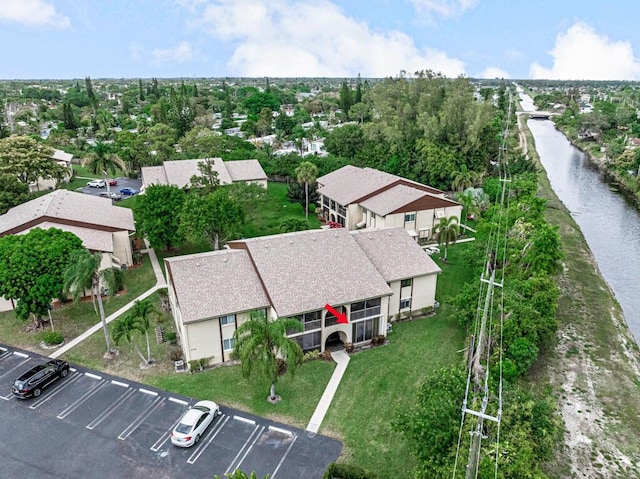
[62,102,79,130]
[126,299,158,363]
[189,158,220,193]
[83,141,126,196]
[168,83,195,138]
[451,164,481,193]
[136,184,186,250]
[0,228,83,330]
[63,249,122,356]
[180,189,245,250]
[0,173,29,214]
[434,215,459,261]
[295,161,319,220]
[111,311,147,364]
[0,135,65,186]
[339,80,354,119]
[138,79,145,101]
[233,310,303,401]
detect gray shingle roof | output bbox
[141,158,236,189]
[0,190,135,235]
[19,222,114,253]
[225,160,267,182]
[231,229,392,317]
[359,184,430,216]
[166,249,270,323]
[140,165,168,187]
[317,165,400,205]
[351,228,441,282]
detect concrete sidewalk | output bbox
[49,247,167,359]
[306,349,350,434]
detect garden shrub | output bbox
[168,346,183,362]
[42,331,64,346]
[323,462,377,479]
[303,349,320,362]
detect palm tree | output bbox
[83,141,126,196]
[456,191,477,234]
[63,249,121,356]
[127,299,158,363]
[434,216,460,261]
[233,310,303,401]
[295,161,319,220]
[451,164,481,193]
[111,312,147,364]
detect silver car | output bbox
[170,400,221,447]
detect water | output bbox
[519,90,640,343]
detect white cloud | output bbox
[408,0,478,17]
[150,42,195,65]
[0,0,70,29]
[478,67,509,79]
[530,23,640,80]
[192,0,466,77]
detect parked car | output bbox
[119,187,139,196]
[99,191,123,201]
[108,179,118,186]
[87,179,106,188]
[426,246,440,255]
[12,359,70,399]
[171,400,221,447]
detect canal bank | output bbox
[517,99,640,478]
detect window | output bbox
[293,310,322,332]
[325,306,346,326]
[371,212,376,219]
[337,204,346,217]
[404,213,416,222]
[352,318,374,343]
[435,209,446,219]
[294,331,321,351]
[323,196,330,207]
[223,338,235,350]
[220,314,235,326]
[350,297,382,321]
[400,298,412,310]
[401,278,412,288]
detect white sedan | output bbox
[171,400,221,447]
[87,179,106,188]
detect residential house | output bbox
[0,190,135,270]
[317,165,462,241]
[29,149,74,193]
[141,158,267,190]
[165,227,441,367]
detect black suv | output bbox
[12,359,70,399]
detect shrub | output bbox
[199,357,211,368]
[168,346,183,362]
[323,462,377,479]
[343,342,354,353]
[165,331,177,343]
[303,349,320,362]
[371,335,386,346]
[188,360,201,371]
[320,350,333,361]
[42,331,64,346]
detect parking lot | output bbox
[78,176,143,199]
[0,345,342,479]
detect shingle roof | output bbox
[359,184,430,216]
[317,165,400,205]
[231,229,392,317]
[351,228,441,282]
[165,249,270,323]
[141,158,236,189]
[0,190,135,235]
[225,159,267,182]
[52,149,73,164]
[19,222,114,253]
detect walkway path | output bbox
[49,245,166,359]
[306,349,350,434]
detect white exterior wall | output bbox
[388,274,439,318]
[346,203,361,229]
[185,320,221,364]
[112,230,133,266]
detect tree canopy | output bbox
[136,184,186,250]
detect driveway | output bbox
[0,345,342,479]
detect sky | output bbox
[2,0,640,80]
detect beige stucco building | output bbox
[317,165,462,241]
[166,227,441,367]
[0,190,135,270]
[28,149,74,193]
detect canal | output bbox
[519,90,640,344]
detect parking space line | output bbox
[84,372,102,380]
[29,373,81,409]
[86,387,135,430]
[270,433,299,479]
[139,388,158,396]
[225,424,263,475]
[233,415,256,425]
[111,380,129,388]
[0,349,11,361]
[0,357,31,379]
[268,425,293,436]
[0,393,12,400]
[12,351,29,358]
[57,379,105,419]
[187,414,230,465]
[168,397,188,405]
[118,396,164,440]
[150,406,191,452]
